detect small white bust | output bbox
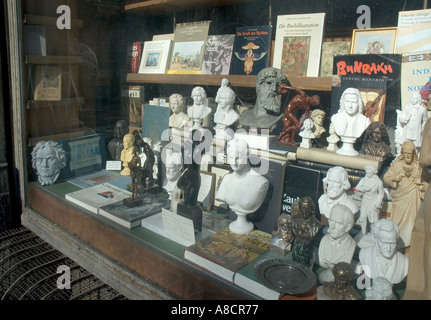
[365,277,396,300]
[214,78,239,132]
[169,93,190,128]
[318,204,356,283]
[187,86,212,130]
[326,123,340,151]
[357,218,409,284]
[331,87,371,156]
[299,118,315,148]
[162,150,183,199]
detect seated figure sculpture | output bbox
[216,138,269,234]
[331,87,371,156]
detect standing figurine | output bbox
[291,196,321,267]
[31,140,67,186]
[213,78,239,136]
[355,164,384,235]
[169,93,190,129]
[187,86,212,130]
[216,138,269,234]
[395,92,427,155]
[383,140,430,248]
[362,121,392,161]
[277,85,320,146]
[120,133,135,176]
[108,119,128,160]
[331,87,371,156]
[123,149,143,207]
[321,262,362,300]
[318,204,356,283]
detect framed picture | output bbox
[208,164,231,210]
[350,27,397,54]
[198,170,216,211]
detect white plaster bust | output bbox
[357,218,409,284]
[326,123,340,151]
[162,150,183,199]
[169,93,190,128]
[318,166,359,221]
[214,78,239,131]
[331,87,371,156]
[365,277,396,300]
[187,86,212,130]
[318,204,356,283]
[216,139,269,234]
[299,118,315,148]
[31,140,67,186]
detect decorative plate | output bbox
[254,259,317,295]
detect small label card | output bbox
[162,208,196,246]
[106,160,122,171]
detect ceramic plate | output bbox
[254,259,317,295]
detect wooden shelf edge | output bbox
[126,73,332,91]
[24,14,83,28]
[26,55,82,65]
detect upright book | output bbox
[396,8,431,54]
[272,13,326,77]
[126,41,143,74]
[138,39,173,74]
[98,192,171,229]
[230,25,272,76]
[167,21,211,74]
[183,228,271,282]
[33,65,61,101]
[65,182,131,214]
[201,34,235,75]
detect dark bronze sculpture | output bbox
[123,148,143,207]
[322,262,362,300]
[108,119,128,160]
[362,121,392,161]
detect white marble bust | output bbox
[187,86,212,130]
[331,87,371,156]
[318,204,356,283]
[357,218,409,284]
[169,93,190,129]
[31,140,67,186]
[214,78,239,132]
[299,118,315,148]
[216,139,269,234]
[365,277,396,300]
[162,150,183,199]
[318,166,359,222]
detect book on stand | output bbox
[201,34,235,75]
[167,21,211,74]
[183,228,271,282]
[65,182,132,214]
[272,12,326,77]
[33,65,61,101]
[138,39,173,74]
[319,41,350,77]
[230,25,272,76]
[396,8,431,54]
[98,192,171,229]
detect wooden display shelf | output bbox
[125,0,257,15]
[24,14,83,28]
[126,73,332,91]
[26,55,82,65]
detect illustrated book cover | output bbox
[272,13,326,77]
[122,85,144,131]
[227,158,287,234]
[400,51,431,111]
[167,21,211,74]
[98,192,171,229]
[230,25,272,76]
[201,34,235,75]
[138,39,173,74]
[141,104,170,142]
[33,65,61,101]
[126,41,143,74]
[183,228,271,282]
[319,41,350,77]
[65,182,132,214]
[396,8,431,54]
[60,133,106,179]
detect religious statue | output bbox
[395,92,428,155]
[162,150,183,200]
[357,218,409,284]
[321,262,362,300]
[187,86,212,130]
[331,87,371,156]
[404,117,431,299]
[362,121,392,161]
[318,166,359,226]
[31,140,67,186]
[298,118,315,148]
[213,78,239,137]
[365,277,396,300]
[169,93,190,129]
[383,140,430,248]
[239,67,291,129]
[107,119,128,160]
[318,204,356,283]
[291,196,321,267]
[120,133,135,176]
[277,85,320,146]
[355,164,384,235]
[326,123,340,152]
[216,138,269,234]
[311,109,327,138]
[270,213,294,256]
